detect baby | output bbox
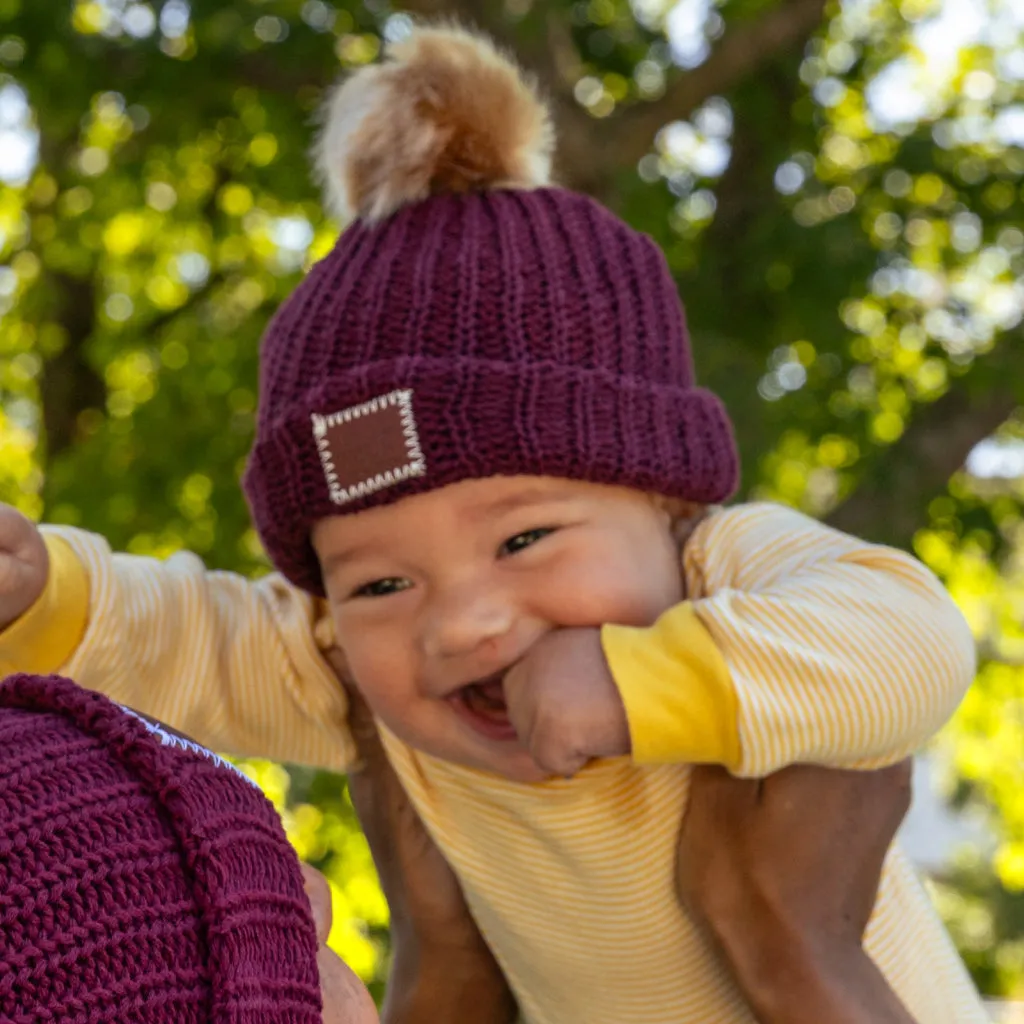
[0,26,987,1024]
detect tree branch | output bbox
[826,379,1020,550]
[40,272,105,464]
[40,270,226,466]
[569,0,830,191]
[399,0,830,195]
[233,0,828,201]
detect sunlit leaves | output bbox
[0,405,40,512]
[1,0,1022,1000]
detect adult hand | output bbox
[301,863,381,1024]
[0,503,48,631]
[679,762,916,1024]
[326,647,517,1024]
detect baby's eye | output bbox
[351,577,412,599]
[500,528,555,557]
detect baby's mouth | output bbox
[449,674,519,742]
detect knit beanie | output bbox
[0,673,322,1024]
[243,25,739,595]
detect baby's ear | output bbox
[322,645,382,765]
[314,606,353,683]
[322,642,352,683]
[670,506,709,553]
[649,494,708,551]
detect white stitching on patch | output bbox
[312,388,427,505]
[119,705,258,788]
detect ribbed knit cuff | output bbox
[246,358,738,594]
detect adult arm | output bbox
[680,761,917,1024]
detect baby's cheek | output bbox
[601,547,682,622]
[546,559,678,630]
[335,620,405,699]
[342,654,419,734]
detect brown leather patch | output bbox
[312,389,426,505]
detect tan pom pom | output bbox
[314,25,554,223]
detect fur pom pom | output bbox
[314,25,554,223]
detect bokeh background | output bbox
[1,0,1022,1004]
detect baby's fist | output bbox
[0,503,48,631]
[503,627,631,778]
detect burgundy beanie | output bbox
[242,27,739,595]
[0,674,322,1023]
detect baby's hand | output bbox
[503,628,631,778]
[0,503,48,631]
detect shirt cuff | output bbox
[601,603,740,769]
[0,534,89,677]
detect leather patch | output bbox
[312,389,426,505]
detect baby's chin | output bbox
[440,738,556,785]
[496,756,556,785]
[385,714,556,784]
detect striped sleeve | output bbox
[21,526,355,771]
[685,502,977,776]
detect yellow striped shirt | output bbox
[0,502,986,1022]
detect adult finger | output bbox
[301,863,333,945]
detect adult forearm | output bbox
[724,934,917,1024]
[382,948,517,1024]
[788,954,916,1024]
[678,763,918,1024]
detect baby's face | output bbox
[314,476,683,781]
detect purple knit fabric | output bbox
[244,187,739,595]
[0,674,322,1024]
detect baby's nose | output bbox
[423,585,515,660]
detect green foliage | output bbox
[2,0,1023,999]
